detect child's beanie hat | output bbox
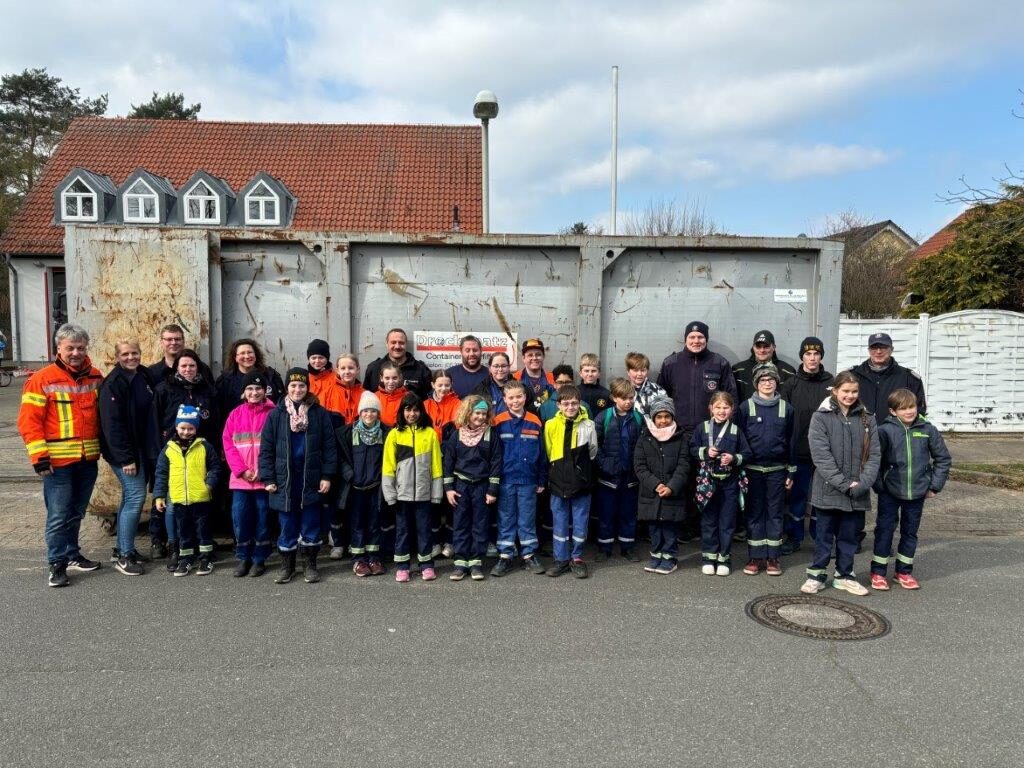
[175,405,201,427]
[358,390,382,413]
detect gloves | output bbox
[33,458,52,475]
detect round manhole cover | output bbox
[746,594,890,641]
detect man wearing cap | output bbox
[657,321,737,539]
[779,337,834,555]
[514,338,556,411]
[732,329,796,403]
[445,335,490,397]
[850,332,927,418]
[363,328,433,399]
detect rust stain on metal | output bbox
[278,278,291,286]
[491,297,513,337]
[539,250,560,281]
[713,279,735,291]
[464,258,471,279]
[514,274,522,304]
[274,258,286,274]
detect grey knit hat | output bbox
[752,362,781,384]
[649,395,675,417]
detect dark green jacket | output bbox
[873,415,951,500]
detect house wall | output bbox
[8,256,64,363]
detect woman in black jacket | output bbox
[99,339,159,575]
[634,396,690,575]
[153,349,219,444]
[215,338,286,417]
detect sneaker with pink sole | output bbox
[894,572,920,590]
[420,567,437,581]
[395,569,411,583]
[870,573,890,591]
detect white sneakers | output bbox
[701,563,715,575]
[832,577,869,596]
[801,578,827,594]
[716,564,730,577]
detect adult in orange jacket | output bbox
[17,323,104,587]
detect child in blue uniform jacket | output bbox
[691,391,750,576]
[594,377,643,561]
[870,388,951,591]
[444,395,503,581]
[735,363,795,577]
[491,380,548,576]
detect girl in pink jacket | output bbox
[222,371,276,577]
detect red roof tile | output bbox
[1,117,482,255]
[913,210,973,260]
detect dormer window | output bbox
[124,179,159,223]
[245,181,280,225]
[184,180,219,224]
[61,178,98,221]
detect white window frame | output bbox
[244,181,281,225]
[123,178,160,224]
[183,179,220,224]
[60,177,98,222]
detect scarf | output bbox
[752,393,781,407]
[354,419,383,445]
[285,397,309,432]
[644,416,677,442]
[459,423,487,447]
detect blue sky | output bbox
[4,0,1021,242]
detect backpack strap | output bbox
[779,400,787,418]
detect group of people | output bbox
[19,320,951,597]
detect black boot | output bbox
[274,550,296,584]
[165,541,179,573]
[303,548,320,584]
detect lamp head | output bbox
[473,90,499,120]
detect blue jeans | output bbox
[278,501,323,551]
[232,490,272,563]
[43,461,98,565]
[112,464,148,557]
[872,493,925,575]
[550,494,590,562]
[496,483,539,559]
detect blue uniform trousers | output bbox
[700,479,738,566]
[872,493,925,575]
[746,469,786,560]
[394,500,433,570]
[451,479,490,567]
[807,506,863,582]
[348,487,382,562]
[595,483,639,554]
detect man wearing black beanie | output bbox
[779,336,833,555]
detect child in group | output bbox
[634,396,690,574]
[594,377,643,561]
[259,368,337,585]
[691,392,750,576]
[625,352,667,419]
[578,353,612,417]
[382,392,443,582]
[444,395,503,581]
[544,384,598,578]
[323,353,365,423]
[425,369,460,559]
[154,405,220,576]
[221,372,276,577]
[514,338,557,411]
[736,363,794,577]
[540,365,591,422]
[338,391,389,577]
[491,380,548,576]
[870,388,951,591]
[376,361,409,427]
[801,371,880,596]
[306,339,337,402]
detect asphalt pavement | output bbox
[1,535,1022,768]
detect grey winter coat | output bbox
[808,397,880,512]
[873,415,951,500]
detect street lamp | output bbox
[474,90,499,234]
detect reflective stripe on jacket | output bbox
[18,357,103,468]
[153,437,220,505]
[382,425,443,504]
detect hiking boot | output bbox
[67,556,101,573]
[743,559,763,575]
[524,555,546,574]
[546,560,571,577]
[48,563,69,588]
[274,551,296,584]
[449,567,468,581]
[303,551,320,583]
[570,559,589,579]
[800,577,826,594]
[369,560,386,576]
[871,573,890,591]
[233,560,252,578]
[470,566,486,581]
[832,577,869,596]
[196,557,214,576]
[421,567,437,581]
[166,542,179,573]
[621,549,640,562]
[490,558,513,577]
[250,562,267,577]
[174,558,193,577]
[353,560,372,577]
[765,559,782,576]
[894,572,920,590]
[115,555,144,576]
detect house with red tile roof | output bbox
[0,117,482,362]
[913,210,973,260]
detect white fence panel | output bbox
[838,310,1024,432]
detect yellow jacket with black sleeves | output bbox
[17,357,103,470]
[153,437,220,505]
[544,410,598,498]
[382,425,443,504]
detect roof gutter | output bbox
[3,253,22,363]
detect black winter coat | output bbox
[363,354,433,399]
[259,397,338,512]
[657,348,737,431]
[99,364,160,470]
[335,421,389,508]
[215,366,286,417]
[154,374,220,445]
[850,358,927,418]
[780,365,834,464]
[634,429,691,522]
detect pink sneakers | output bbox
[420,567,437,581]
[894,572,920,590]
[395,569,410,583]
[870,573,890,591]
